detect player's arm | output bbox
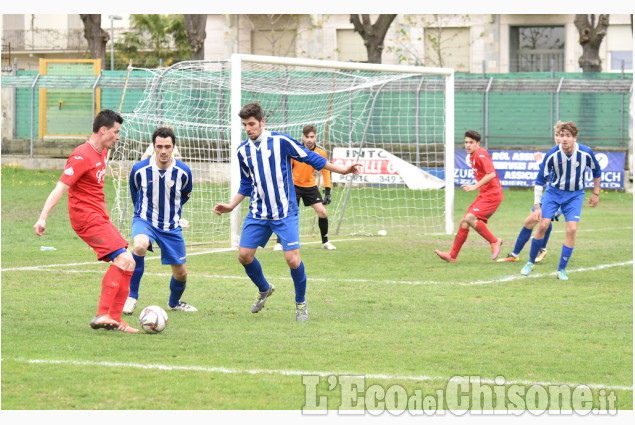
[322,160,361,176]
[180,168,193,206]
[590,177,600,207]
[214,193,246,216]
[33,181,70,236]
[319,148,333,205]
[461,171,496,192]
[129,169,139,203]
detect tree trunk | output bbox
[184,14,207,60]
[350,14,397,64]
[574,14,609,72]
[79,14,109,70]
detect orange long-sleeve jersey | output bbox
[291,144,331,188]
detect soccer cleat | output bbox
[491,238,502,260]
[434,250,456,263]
[273,243,283,251]
[89,314,119,330]
[168,301,198,312]
[296,302,308,322]
[251,283,275,314]
[556,269,569,280]
[497,253,519,262]
[122,296,138,315]
[521,262,534,276]
[535,248,548,263]
[115,320,139,333]
[322,241,337,250]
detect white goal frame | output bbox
[229,54,455,247]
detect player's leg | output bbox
[535,222,553,263]
[159,228,196,311]
[125,219,155,314]
[167,263,196,311]
[468,198,502,259]
[109,250,138,332]
[277,213,308,321]
[521,217,551,276]
[312,201,334,250]
[556,192,584,280]
[239,217,275,313]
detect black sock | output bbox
[318,217,329,243]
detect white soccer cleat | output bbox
[123,296,138,315]
[168,301,198,312]
[322,241,337,250]
[273,243,283,251]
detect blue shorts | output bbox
[531,204,563,221]
[240,213,300,251]
[132,217,186,265]
[540,187,585,222]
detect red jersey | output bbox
[59,141,109,229]
[470,147,503,200]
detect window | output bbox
[336,29,367,62]
[607,25,633,71]
[510,26,565,72]
[424,27,470,71]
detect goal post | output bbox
[109,54,454,248]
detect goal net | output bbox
[109,54,454,248]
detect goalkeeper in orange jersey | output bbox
[274,125,336,251]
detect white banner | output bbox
[331,148,445,190]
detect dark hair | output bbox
[152,127,176,146]
[559,121,578,137]
[303,125,317,136]
[238,102,264,121]
[464,130,481,142]
[92,109,123,133]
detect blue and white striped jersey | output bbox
[237,130,327,220]
[535,142,601,192]
[130,158,193,231]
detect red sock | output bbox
[475,221,497,243]
[450,227,469,258]
[109,270,133,322]
[96,264,123,317]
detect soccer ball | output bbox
[139,305,168,334]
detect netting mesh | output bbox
[109,58,450,247]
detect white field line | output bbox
[1,358,631,392]
[6,261,633,287]
[0,238,364,272]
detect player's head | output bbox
[93,109,123,148]
[152,126,176,146]
[464,130,481,154]
[239,103,265,140]
[302,125,317,149]
[558,121,578,154]
[152,126,176,167]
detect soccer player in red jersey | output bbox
[33,109,138,333]
[435,130,503,263]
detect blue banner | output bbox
[454,150,625,189]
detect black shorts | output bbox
[295,185,323,206]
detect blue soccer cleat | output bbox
[556,269,569,280]
[521,262,534,276]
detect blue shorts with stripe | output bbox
[240,213,300,251]
[540,187,585,222]
[132,217,186,265]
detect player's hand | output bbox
[34,218,46,236]
[213,203,233,216]
[344,163,362,175]
[323,188,332,206]
[461,184,477,192]
[532,206,542,222]
[589,193,599,207]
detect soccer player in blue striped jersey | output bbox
[214,102,360,321]
[124,126,196,315]
[521,121,601,280]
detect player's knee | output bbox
[237,252,253,265]
[132,237,149,256]
[174,270,187,281]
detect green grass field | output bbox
[1,165,632,412]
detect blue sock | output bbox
[558,245,574,271]
[129,253,145,299]
[542,223,553,249]
[243,258,270,292]
[528,237,544,263]
[290,261,307,303]
[513,226,533,256]
[168,276,187,308]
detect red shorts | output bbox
[465,196,502,224]
[72,216,129,262]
